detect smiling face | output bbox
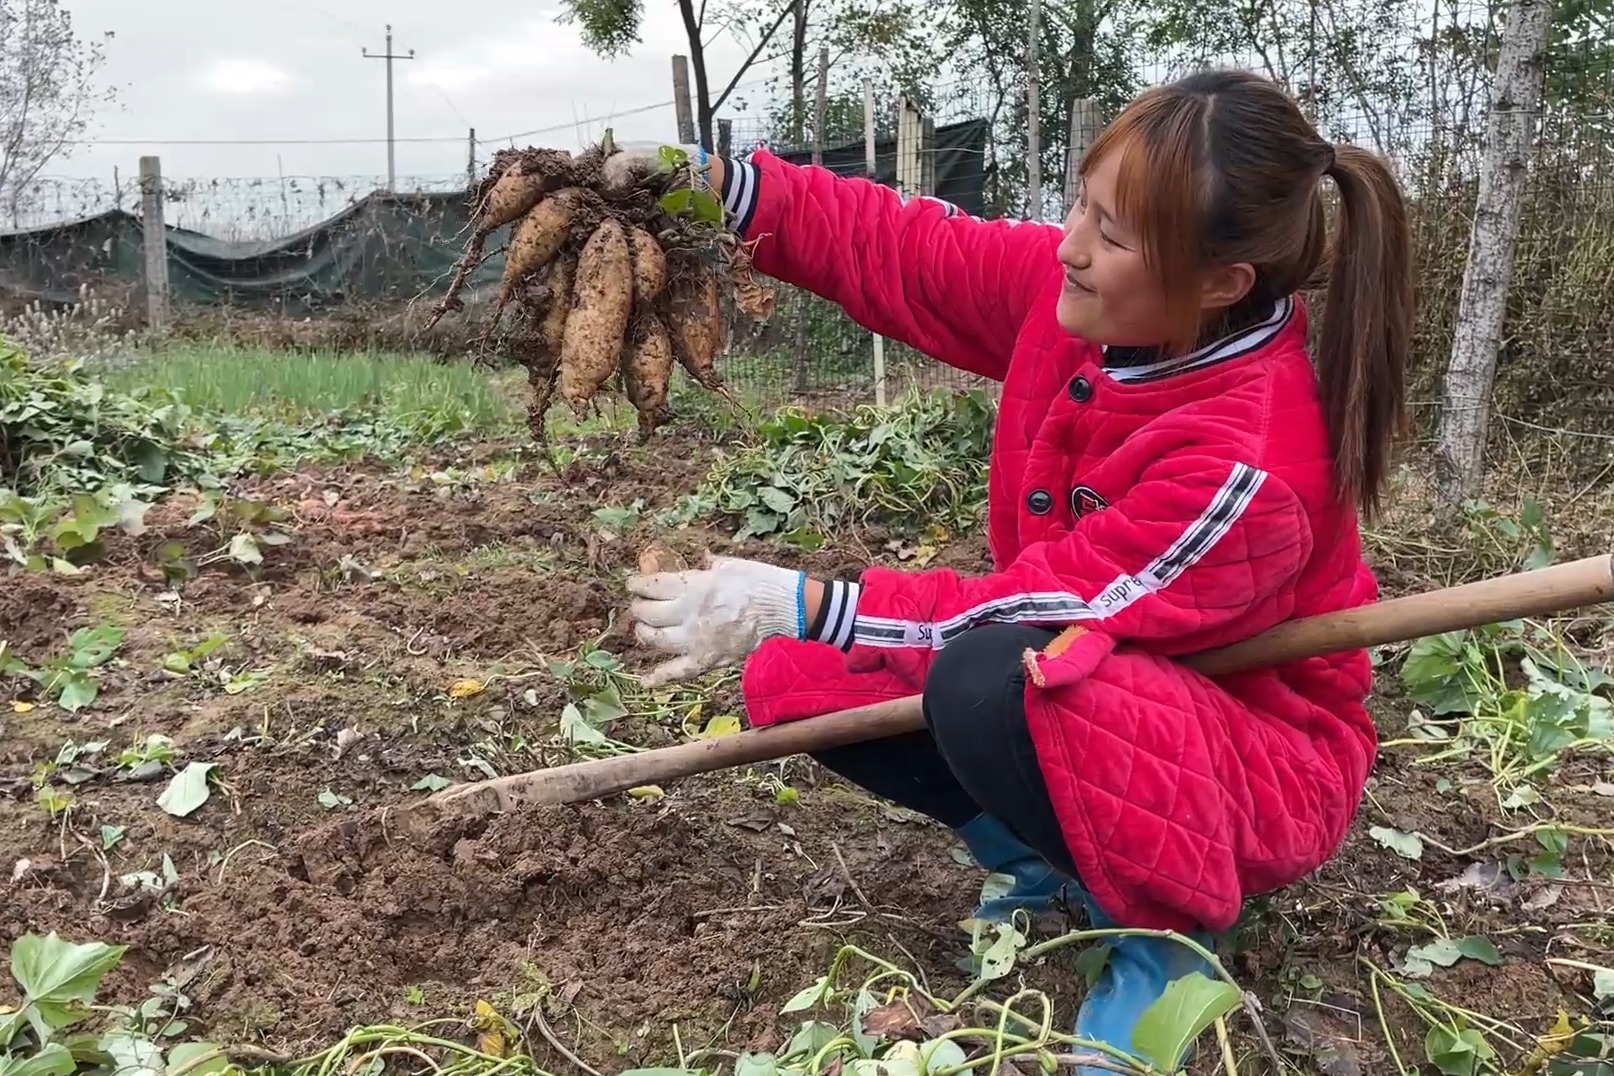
[1054,121,1258,353]
[1053,151,1171,348]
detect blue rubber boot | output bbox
[954,813,1073,925]
[1072,892,1218,1073]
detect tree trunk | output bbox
[1057,0,1100,216]
[1026,0,1042,219]
[678,0,716,149]
[792,45,830,395]
[1433,0,1553,501]
[790,0,809,144]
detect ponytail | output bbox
[1091,70,1415,519]
[1318,144,1414,521]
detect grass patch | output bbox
[1,343,538,573]
[101,344,525,435]
[100,344,758,445]
[2,338,765,573]
[666,386,996,548]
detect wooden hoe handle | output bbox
[430,553,1614,816]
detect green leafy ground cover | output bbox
[2,341,1612,1076]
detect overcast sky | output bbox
[58,0,770,185]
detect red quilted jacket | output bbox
[728,150,1379,932]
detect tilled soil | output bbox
[0,434,1004,1066]
[3,431,1611,1074]
[103,794,986,1060]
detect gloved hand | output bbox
[626,554,807,687]
[601,141,715,194]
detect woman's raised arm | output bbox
[713,150,1063,382]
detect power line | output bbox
[284,0,369,36]
[481,75,779,144]
[57,75,786,149]
[484,100,683,144]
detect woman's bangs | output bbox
[1080,92,1209,352]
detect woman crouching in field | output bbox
[620,68,1413,1072]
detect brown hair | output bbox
[1081,69,1413,521]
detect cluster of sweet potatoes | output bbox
[427,139,773,443]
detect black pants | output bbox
[810,623,1080,879]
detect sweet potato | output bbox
[521,255,576,433]
[558,218,634,416]
[431,135,775,434]
[628,227,668,305]
[621,314,675,440]
[505,326,559,438]
[477,149,572,231]
[666,264,725,391]
[479,170,549,234]
[637,542,686,575]
[537,255,576,357]
[526,350,562,443]
[426,152,575,329]
[496,187,585,312]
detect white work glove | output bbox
[626,554,805,688]
[601,141,714,194]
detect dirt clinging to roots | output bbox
[428,139,777,445]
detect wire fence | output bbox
[717,0,1614,436]
[1,0,1611,441]
[8,172,472,238]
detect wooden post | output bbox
[467,128,476,191]
[865,78,886,408]
[1026,0,1042,220]
[812,47,830,166]
[895,96,922,197]
[1063,98,1102,215]
[717,118,733,158]
[139,156,170,330]
[920,117,936,196]
[672,56,697,144]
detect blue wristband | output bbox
[795,571,808,640]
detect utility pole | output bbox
[362,24,415,193]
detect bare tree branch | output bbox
[712,0,797,113]
[0,0,114,223]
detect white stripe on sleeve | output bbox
[851,463,1268,650]
[723,157,760,233]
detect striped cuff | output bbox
[805,580,860,651]
[715,155,761,235]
